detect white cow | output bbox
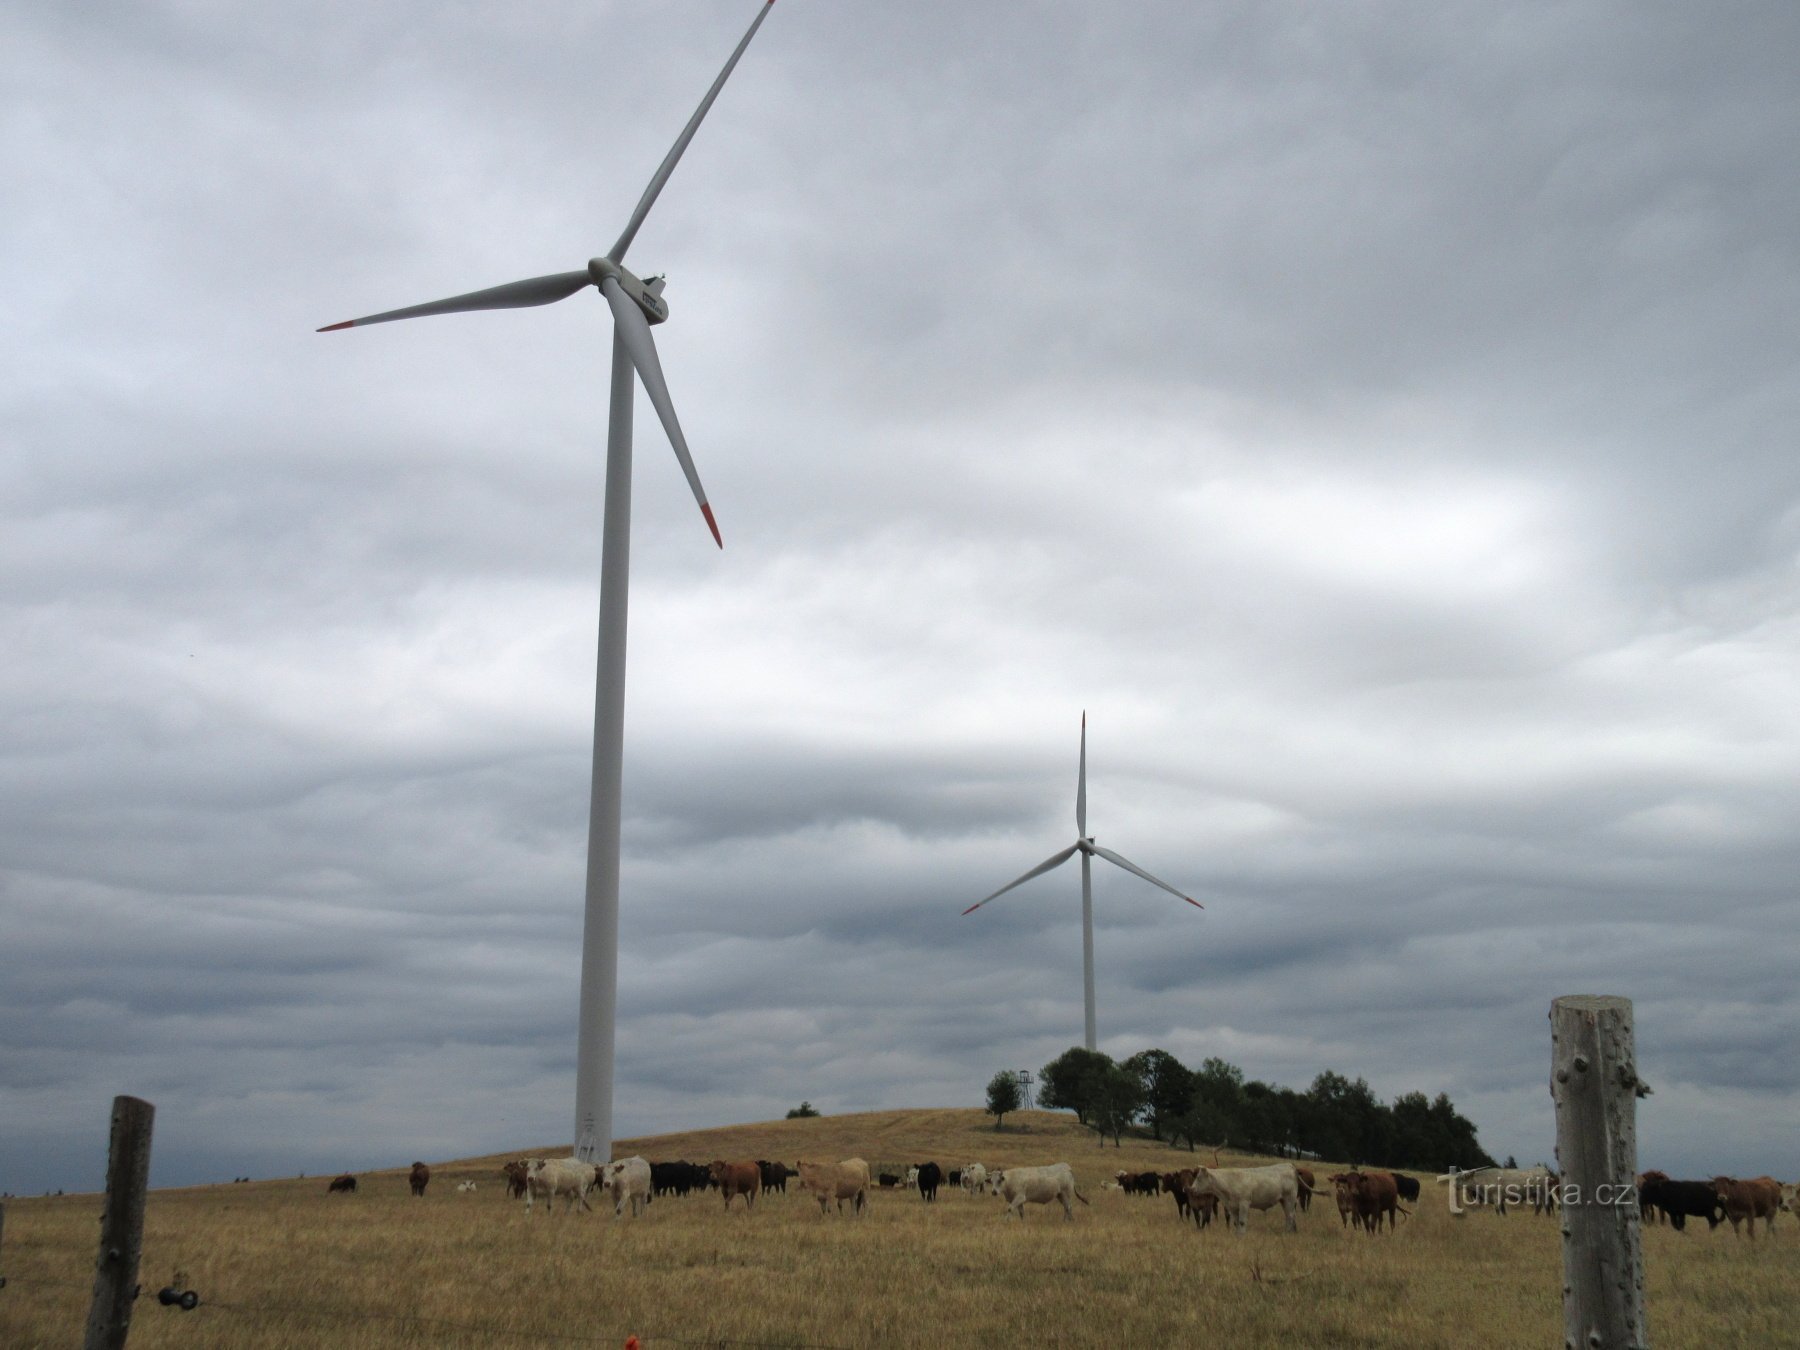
[961,1163,988,1196]
[524,1157,598,1215]
[599,1156,652,1218]
[455,1180,477,1194]
[1187,1163,1300,1234]
[990,1163,1089,1221]
[795,1158,871,1217]
[905,1166,920,1187]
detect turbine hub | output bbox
[588,257,670,326]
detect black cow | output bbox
[917,1162,943,1202]
[757,1161,794,1194]
[1394,1174,1421,1203]
[327,1174,357,1193]
[878,1172,900,1189]
[1637,1176,1723,1231]
[947,1169,962,1188]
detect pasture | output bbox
[2,1109,1791,1348]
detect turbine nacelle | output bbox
[588,257,670,325]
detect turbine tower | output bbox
[963,714,1201,1051]
[319,2,780,1163]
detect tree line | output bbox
[1002,1046,1495,1173]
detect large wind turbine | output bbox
[963,715,1201,1051]
[319,2,779,1163]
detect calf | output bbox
[709,1159,761,1211]
[501,1160,530,1199]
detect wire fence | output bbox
[1,1272,856,1350]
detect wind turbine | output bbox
[963,714,1201,1051]
[318,1,780,1164]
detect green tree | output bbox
[1123,1049,1194,1142]
[985,1070,1022,1129]
[1037,1047,1114,1125]
[785,1101,820,1119]
[1085,1062,1145,1147]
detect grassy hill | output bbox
[2,1107,1790,1348]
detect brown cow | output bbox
[409,1162,430,1197]
[501,1160,530,1199]
[1328,1173,1359,1229]
[1295,1167,1316,1213]
[709,1159,761,1211]
[327,1174,357,1193]
[1713,1176,1781,1240]
[1348,1170,1405,1233]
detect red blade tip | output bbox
[701,502,722,548]
[961,904,981,916]
[317,320,355,332]
[1185,896,1204,909]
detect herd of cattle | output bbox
[319,1155,1795,1239]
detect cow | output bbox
[905,1166,920,1187]
[878,1172,901,1189]
[1295,1167,1315,1213]
[408,1162,431,1197]
[327,1174,357,1194]
[756,1160,795,1194]
[1713,1176,1781,1240]
[1328,1173,1360,1229]
[524,1157,598,1215]
[1188,1164,1301,1235]
[990,1163,1090,1221]
[1393,1173,1421,1203]
[1347,1171,1405,1233]
[601,1157,653,1219]
[961,1163,988,1196]
[455,1180,477,1194]
[1636,1175,1723,1231]
[1636,1170,1669,1224]
[502,1160,530,1199]
[947,1169,962,1189]
[917,1161,944,1202]
[795,1158,870,1217]
[709,1159,761,1211]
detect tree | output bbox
[785,1101,820,1119]
[986,1071,1022,1129]
[1037,1047,1114,1125]
[1123,1049,1194,1142]
[1085,1062,1145,1147]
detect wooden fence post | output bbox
[1549,996,1649,1350]
[83,1095,155,1350]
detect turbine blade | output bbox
[1076,711,1088,838]
[599,276,721,547]
[316,271,593,331]
[607,0,778,265]
[1092,845,1202,908]
[962,844,1080,916]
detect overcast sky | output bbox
[5,0,1798,1194]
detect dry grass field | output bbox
[2,1108,1792,1348]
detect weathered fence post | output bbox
[1549,996,1648,1350]
[83,1095,155,1350]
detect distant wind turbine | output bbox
[963,714,1201,1051]
[318,1,780,1163]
